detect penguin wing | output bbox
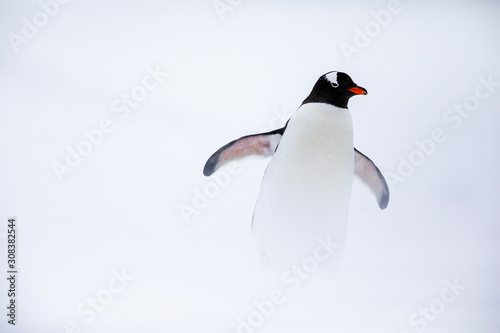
[354,148,390,209]
[203,127,285,176]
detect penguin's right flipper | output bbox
[203,127,285,176]
[354,148,390,209]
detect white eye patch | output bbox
[325,71,338,86]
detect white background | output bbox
[1,0,499,332]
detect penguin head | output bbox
[302,71,367,109]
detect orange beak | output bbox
[348,86,368,95]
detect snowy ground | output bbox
[1,0,500,332]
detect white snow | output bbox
[1,0,499,332]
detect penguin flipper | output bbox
[203,127,285,176]
[354,148,390,209]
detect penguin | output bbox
[203,71,389,268]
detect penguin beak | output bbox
[348,86,368,95]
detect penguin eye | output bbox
[331,82,339,88]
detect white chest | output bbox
[269,103,354,196]
[252,103,355,266]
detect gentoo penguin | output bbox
[203,71,389,268]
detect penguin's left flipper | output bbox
[354,148,390,209]
[203,127,285,177]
